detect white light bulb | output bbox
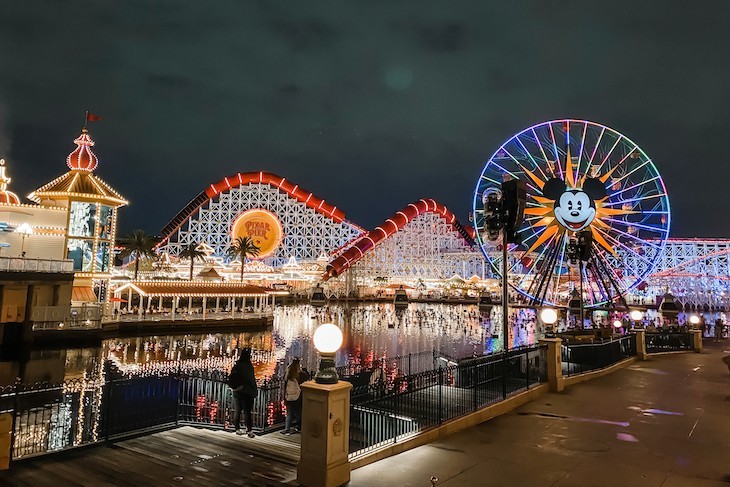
[313,323,343,353]
[613,320,623,329]
[630,310,643,321]
[540,308,558,325]
[689,315,700,325]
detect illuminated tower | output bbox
[28,128,128,302]
[0,159,21,205]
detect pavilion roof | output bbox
[113,280,287,297]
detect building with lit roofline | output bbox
[28,128,128,303]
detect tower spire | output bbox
[66,128,99,171]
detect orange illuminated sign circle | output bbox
[230,209,283,258]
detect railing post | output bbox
[501,353,507,400]
[689,330,703,353]
[538,338,564,392]
[631,329,648,360]
[525,349,530,390]
[296,380,353,487]
[437,366,443,425]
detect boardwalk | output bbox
[3,343,729,486]
[351,342,730,487]
[1,427,300,487]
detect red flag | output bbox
[86,112,102,122]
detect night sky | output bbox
[1,2,729,237]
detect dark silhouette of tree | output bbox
[226,237,261,281]
[179,242,206,280]
[118,229,159,280]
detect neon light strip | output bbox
[603,193,667,207]
[515,135,549,181]
[603,217,668,234]
[611,158,650,184]
[609,176,661,198]
[547,122,563,180]
[532,127,555,178]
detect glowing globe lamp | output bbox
[629,310,643,322]
[313,323,343,384]
[613,320,623,329]
[689,315,700,326]
[540,308,558,325]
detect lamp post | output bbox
[298,322,352,487]
[613,319,623,335]
[313,323,343,384]
[630,309,643,329]
[689,315,700,329]
[540,308,558,337]
[16,223,33,257]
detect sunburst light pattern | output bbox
[473,119,671,307]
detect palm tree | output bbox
[118,229,159,280]
[226,237,261,282]
[179,242,206,280]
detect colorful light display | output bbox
[473,119,671,307]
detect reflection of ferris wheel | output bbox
[473,119,671,307]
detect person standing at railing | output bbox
[228,349,258,437]
[281,358,306,435]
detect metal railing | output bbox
[0,256,75,273]
[2,346,547,462]
[561,335,636,376]
[645,332,692,353]
[31,304,104,331]
[348,345,547,458]
[102,310,273,323]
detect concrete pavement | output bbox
[349,342,730,487]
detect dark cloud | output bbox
[0,1,729,238]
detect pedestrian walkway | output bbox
[0,426,299,487]
[2,343,728,486]
[350,342,730,487]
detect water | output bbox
[1,302,542,386]
[1,302,543,459]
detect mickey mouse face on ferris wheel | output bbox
[543,177,607,232]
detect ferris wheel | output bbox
[473,119,671,307]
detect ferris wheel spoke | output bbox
[603,193,667,207]
[551,235,568,301]
[608,176,661,199]
[584,126,606,177]
[593,135,623,176]
[610,158,651,185]
[516,239,554,288]
[576,121,589,175]
[603,217,669,235]
[515,135,550,181]
[596,227,658,265]
[531,127,556,178]
[490,160,522,181]
[480,175,502,185]
[547,123,564,180]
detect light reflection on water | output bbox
[3,303,542,385]
[104,303,541,380]
[1,303,542,459]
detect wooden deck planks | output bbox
[0,426,299,487]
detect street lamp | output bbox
[313,323,343,384]
[689,315,701,328]
[16,223,33,257]
[629,309,643,328]
[540,308,558,336]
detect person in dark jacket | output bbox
[229,348,258,437]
